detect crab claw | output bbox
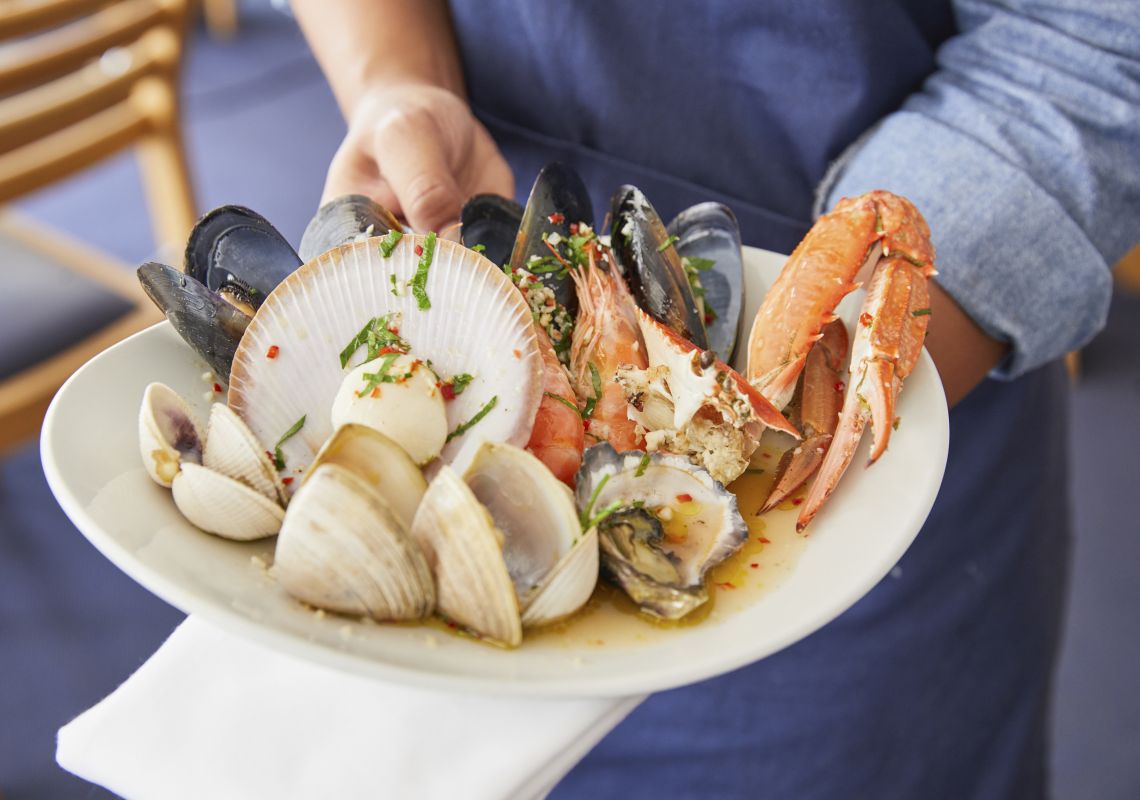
[796,256,933,531]
[761,319,848,512]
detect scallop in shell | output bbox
[574,443,748,619]
[139,382,204,487]
[228,236,543,483]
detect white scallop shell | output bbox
[139,382,204,487]
[410,465,522,647]
[202,403,286,504]
[461,441,597,627]
[306,424,427,531]
[171,462,284,540]
[274,463,434,621]
[228,236,543,486]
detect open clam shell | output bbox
[410,465,523,647]
[203,403,286,504]
[462,441,597,627]
[228,236,544,483]
[275,463,434,620]
[306,424,427,531]
[171,462,284,540]
[139,382,204,487]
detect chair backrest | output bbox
[0,0,196,248]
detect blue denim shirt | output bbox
[818,0,1138,378]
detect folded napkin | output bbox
[57,617,644,800]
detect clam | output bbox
[274,463,434,620]
[172,463,285,540]
[299,195,401,263]
[410,442,597,646]
[460,193,523,268]
[574,444,748,620]
[202,403,287,504]
[228,235,543,484]
[611,185,709,350]
[139,381,204,487]
[666,202,743,362]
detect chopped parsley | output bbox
[450,373,474,395]
[582,362,602,419]
[357,351,405,395]
[634,452,651,477]
[339,314,409,368]
[388,273,400,297]
[471,243,486,254]
[378,229,403,257]
[656,234,680,253]
[912,307,932,317]
[411,232,437,310]
[445,395,498,443]
[273,415,306,471]
[578,473,610,528]
[682,255,717,323]
[544,390,581,416]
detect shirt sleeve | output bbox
[814,0,1139,378]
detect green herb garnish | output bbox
[656,234,680,253]
[450,373,474,395]
[388,273,400,297]
[339,315,409,368]
[578,473,611,528]
[634,452,651,477]
[445,395,498,443]
[273,415,306,471]
[912,307,932,317]
[378,229,403,257]
[582,362,602,419]
[544,391,581,415]
[411,232,437,310]
[357,352,403,395]
[583,500,624,531]
[471,243,487,254]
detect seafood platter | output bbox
[41,164,948,695]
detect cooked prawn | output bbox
[525,323,585,485]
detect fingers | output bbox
[322,135,400,212]
[372,111,465,232]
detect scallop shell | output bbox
[202,403,286,504]
[139,382,204,487]
[228,236,543,484]
[274,463,434,621]
[171,462,284,540]
[410,465,522,647]
[306,424,427,531]
[461,441,597,627]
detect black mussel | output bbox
[509,162,594,315]
[299,194,401,262]
[460,193,523,268]
[596,508,709,620]
[184,205,301,313]
[138,261,251,381]
[667,202,743,363]
[610,186,709,350]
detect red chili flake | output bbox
[265,450,273,461]
[414,244,424,256]
[266,345,280,360]
[676,493,693,503]
[704,313,715,325]
[548,212,565,224]
[750,563,759,569]
[388,324,400,334]
[438,381,456,401]
[583,419,591,431]
[860,312,874,327]
[834,381,845,393]
[212,383,222,393]
[569,222,579,234]
[792,498,804,506]
[759,537,772,544]
[282,477,294,486]
[378,346,405,356]
[370,387,381,398]
[715,582,737,591]
[445,620,458,630]
[512,348,522,359]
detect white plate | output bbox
[41,247,948,697]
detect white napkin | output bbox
[57,617,644,800]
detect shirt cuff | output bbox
[817,111,1112,379]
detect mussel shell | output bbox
[460,193,523,268]
[137,262,251,381]
[610,186,709,350]
[667,202,743,362]
[508,162,594,314]
[597,508,708,620]
[185,205,301,311]
[299,195,400,263]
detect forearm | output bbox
[291,0,465,118]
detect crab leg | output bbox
[796,255,935,531]
[760,319,848,512]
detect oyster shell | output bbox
[139,382,204,487]
[574,443,748,619]
[228,236,544,484]
[274,463,434,620]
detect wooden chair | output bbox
[0,0,197,454]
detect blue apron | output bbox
[448,3,1069,797]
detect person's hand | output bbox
[323,83,514,232]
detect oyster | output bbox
[575,444,747,620]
